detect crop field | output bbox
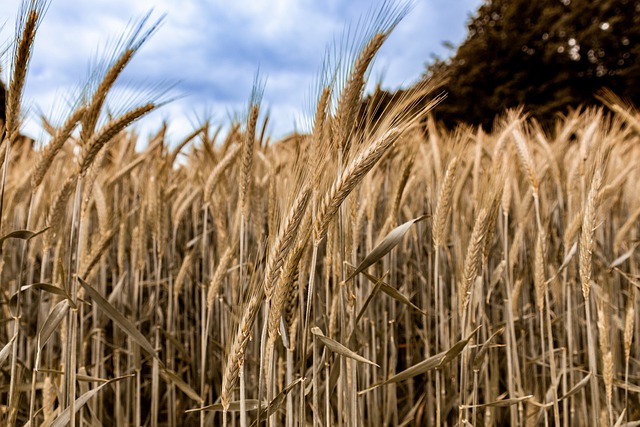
[1,1,639,426]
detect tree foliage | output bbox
[426,0,640,130]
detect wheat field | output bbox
[1,2,639,426]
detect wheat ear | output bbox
[314,128,401,243]
[460,208,490,318]
[579,167,603,301]
[263,186,312,299]
[220,282,264,410]
[206,241,238,311]
[5,5,41,144]
[79,104,155,176]
[333,32,387,155]
[433,155,459,249]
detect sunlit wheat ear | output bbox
[534,233,545,313]
[45,174,78,244]
[79,104,156,176]
[204,144,240,206]
[269,223,310,340]
[314,127,401,243]
[482,178,504,264]
[501,159,513,218]
[433,155,459,249]
[5,1,47,145]
[263,217,312,392]
[378,151,414,239]
[263,186,312,299]
[206,240,238,311]
[624,287,636,363]
[579,166,603,301]
[240,81,264,217]
[220,279,263,411]
[81,48,134,142]
[511,126,539,196]
[597,89,640,135]
[460,207,489,318]
[31,107,86,190]
[80,12,164,141]
[173,250,195,301]
[331,1,410,155]
[333,32,387,155]
[596,294,613,419]
[309,86,332,189]
[564,207,584,250]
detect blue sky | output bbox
[1,0,482,142]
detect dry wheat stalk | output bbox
[534,233,545,313]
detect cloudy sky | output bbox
[1,0,482,142]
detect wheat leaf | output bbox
[37,299,70,355]
[358,268,426,315]
[613,409,626,427]
[47,376,129,427]
[312,327,379,367]
[11,283,74,310]
[250,378,304,426]
[461,395,533,409]
[473,327,505,371]
[353,271,389,327]
[560,373,592,400]
[344,215,427,282]
[360,325,480,394]
[161,368,202,403]
[609,243,639,269]
[0,226,49,244]
[78,277,159,362]
[0,335,16,367]
[185,400,261,413]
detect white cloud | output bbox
[2,0,482,142]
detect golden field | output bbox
[1,2,639,426]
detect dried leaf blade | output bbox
[78,277,158,362]
[0,226,49,244]
[312,327,379,367]
[345,215,427,282]
[360,325,480,394]
[0,335,16,367]
[161,367,203,403]
[37,299,70,360]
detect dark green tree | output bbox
[426,0,640,130]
